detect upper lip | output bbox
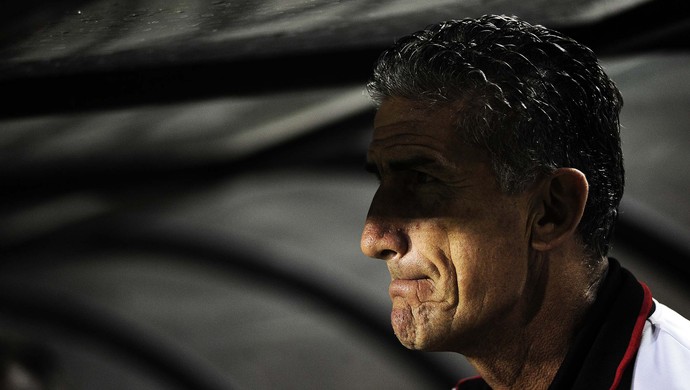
[389,261,430,281]
[393,273,428,281]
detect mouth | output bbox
[389,277,435,302]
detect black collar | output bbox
[549,258,653,389]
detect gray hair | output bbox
[367,15,624,258]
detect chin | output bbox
[391,298,460,351]
[392,307,453,351]
[396,332,449,352]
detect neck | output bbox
[464,318,572,390]
[462,251,607,390]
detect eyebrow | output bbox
[365,156,438,176]
[389,156,437,171]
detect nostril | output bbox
[379,249,397,260]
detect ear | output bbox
[531,168,588,252]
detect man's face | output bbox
[361,97,537,353]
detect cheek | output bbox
[446,210,530,311]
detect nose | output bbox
[360,219,408,260]
[360,191,409,261]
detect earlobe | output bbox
[531,168,589,252]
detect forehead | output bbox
[369,97,487,164]
[373,98,458,139]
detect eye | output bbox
[414,171,437,184]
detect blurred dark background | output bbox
[1,1,689,389]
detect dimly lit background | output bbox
[1,1,688,389]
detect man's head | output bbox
[367,14,624,259]
[361,15,623,353]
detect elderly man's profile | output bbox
[360,15,690,389]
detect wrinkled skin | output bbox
[361,97,541,353]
